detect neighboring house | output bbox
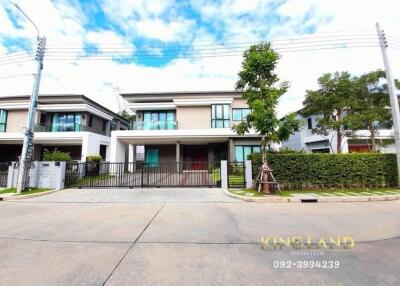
[0,94,129,162]
[110,91,261,166]
[282,112,395,153]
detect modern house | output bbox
[0,94,129,162]
[282,113,395,153]
[110,91,261,166]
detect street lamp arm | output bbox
[14,3,40,38]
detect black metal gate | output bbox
[0,163,8,187]
[65,161,221,188]
[227,161,246,188]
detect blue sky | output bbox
[0,0,400,114]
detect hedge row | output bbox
[248,153,398,190]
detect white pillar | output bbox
[245,160,253,189]
[221,160,228,190]
[110,133,126,163]
[81,133,101,161]
[54,162,66,190]
[7,163,15,189]
[128,144,136,172]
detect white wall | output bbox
[81,132,111,161]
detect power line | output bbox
[0,73,33,80]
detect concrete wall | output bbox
[5,110,28,132]
[231,98,248,108]
[8,161,66,190]
[176,106,211,129]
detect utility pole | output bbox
[14,4,46,193]
[376,22,400,186]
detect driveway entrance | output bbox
[65,162,221,189]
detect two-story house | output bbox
[110,91,261,167]
[0,94,129,162]
[282,112,395,153]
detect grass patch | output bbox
[279,188,400,197]
[0,188,52,196]
[0,188,16,194]
[229,188,266,197]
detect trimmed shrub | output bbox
[248,153,398,189]
[42,149,72,162]
[86,155,102,162]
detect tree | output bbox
[301,71,355,153]
[233,42,300,179]
[348,70,391,151]
[118,110,136,122]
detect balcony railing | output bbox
[131,121,178,130]
[34,123,107,136]
[0,123,5,132]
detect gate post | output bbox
[221,160,228,189]
[245,160,253,189]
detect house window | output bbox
[211,104,230,128]
[51,113,81,132]
[102,120,107,131]
[88,115,93,127]
[110,123,117,131]
[232,108,251,121]
[307,117,313,129]
[143,111,176,130]
[234,145,261,162]
[0,109,7,132]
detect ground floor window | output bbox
[234,145,261,162]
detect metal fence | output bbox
[0,163,8,187]
[65,161,221,188]
[227,161,246,188]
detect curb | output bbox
[223,189,400,203]
[0,190,59,201]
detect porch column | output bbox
[128,144,136,172]
[110,134,126,163]
[176,141,181,172]
[229,138,234,162]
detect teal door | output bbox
[145,149,159,167]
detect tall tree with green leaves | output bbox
[348,70,391,151]
[233,42,300,163]
[301,71,355,153]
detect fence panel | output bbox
[65,161,221,188]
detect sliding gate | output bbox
[65,161,221,188]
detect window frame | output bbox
[232,108,251,121]
[234,145,261,162]
[0,109,8,132]
[211,104,230,128]
[307,117,313,130]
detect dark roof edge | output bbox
[0,94,129,124]
[121,90,242,97]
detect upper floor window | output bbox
[211,104,230,128]
[110,123,117,131]
[102,120,107,132]
[232,108,250,121]
[142,111,176,130]
[0,109,7,132]
[88,114,93,127]
[52,113,81,132]
[307,117,313,130]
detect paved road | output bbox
[0,189,399,286]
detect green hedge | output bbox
[42,149,72,162]
[248,153,398,189]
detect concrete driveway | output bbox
[0,188,399,286]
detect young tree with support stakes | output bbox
[301,71,355,153]
[233,42,300,194]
